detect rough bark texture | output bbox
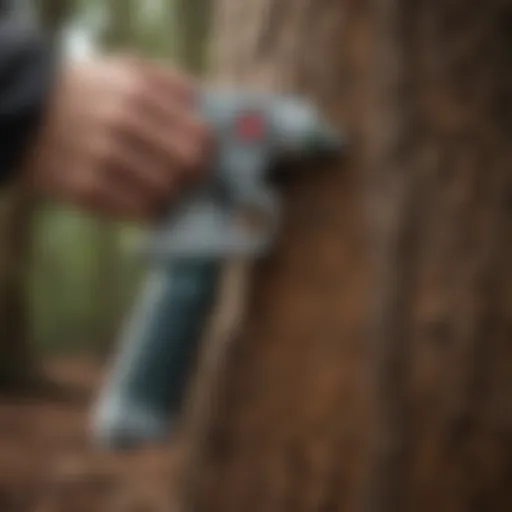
[177,0,512,511]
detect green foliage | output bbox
[29,204,144,352]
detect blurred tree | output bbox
[0,0,71,391]
[36,0,73,34]
[173,0,211,73]
[100,0,135,50]
[178,0,512,510]
[0,188,37,390]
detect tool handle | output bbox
[91,261,220,449]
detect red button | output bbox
[236,112,266,142]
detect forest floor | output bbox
[0,357,183,512]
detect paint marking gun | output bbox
[90,88,345,450]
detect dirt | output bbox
[0,358,183,512]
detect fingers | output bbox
[108,142,180,201]
[85,135,183,221]
[102,138,182,213]
[127,56,196,104]
[68,166,160,223]
[25,55,214,224]
[110,59,213,185]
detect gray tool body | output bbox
[90,88,344,449]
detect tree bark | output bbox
[0,188,37,389]
[176,0,512,511]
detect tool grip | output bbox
[91,261,220,449]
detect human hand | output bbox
[21,56,212,222]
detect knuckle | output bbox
[124,72,146,105]
[106,103,128,131]
[176,137,206,168]
[89,136,118,170]
[157,64,194,95]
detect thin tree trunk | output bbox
[176,0,512,511]
[173,0,212,74]
[0,188,37,389]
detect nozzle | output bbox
[272,97,346,157]
[305,122,345,154]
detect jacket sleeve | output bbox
[0,9,56,185]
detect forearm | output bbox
[0,9,56,185]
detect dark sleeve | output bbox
[0,9,56,185]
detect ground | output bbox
[0,358,182,512]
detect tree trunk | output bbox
[0,188,37,389]
[91,0,136,352]
[177,0,512,511]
